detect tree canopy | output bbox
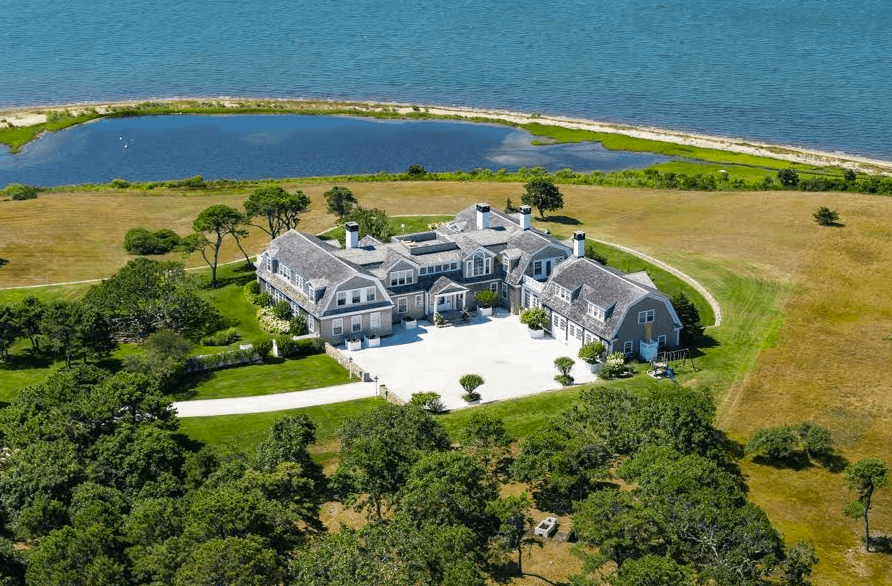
[244,186,310,239]
[323,186,357,218]
[340,206,394,242]
[521,177,563,218]
[190,204,250,288]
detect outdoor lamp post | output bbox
[374,375,379,397]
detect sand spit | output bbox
[2,97,891,175]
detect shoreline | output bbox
[2,97,892,175]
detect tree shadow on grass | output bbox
[0,257,8,268]
[542,215,581,226]
[0,351,56,371]
[814,452,849,473]
[752,453,815,471]
[869,535,892,555]
[686,334,719,359]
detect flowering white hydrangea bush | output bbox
[257,306,290,334]
[599,352,627,379]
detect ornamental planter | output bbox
[479,306,493,316]
[403,317,417,330]
[528,327,545,339]
[587,361,602,374]
[346,339,361,351]
[365,335,381,348]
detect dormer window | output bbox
[637,309,655,324]
[465,251,491,278]
[555,284,572,303]
[265,256,272,271]
[587,302,605,321]
[390,269,414,287]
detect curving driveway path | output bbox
[173,382,377,417]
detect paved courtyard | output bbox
[345,309,597,410]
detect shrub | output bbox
[745,426,798,460]
[475,289,498,308]
[109,178,130,188]
[201,327,239,346]
[459,374,484,398]
[174,175,206,189]
[433,312,444,326]
[462,391,481,403]
[406,164,428,177]
[554,374,574,386]
[777,168,799,187]
[813,206,839,226]
[275,336,324,358]
[257,306,290,334]
[252,337,273,360]
[599,352,626,378]
[289,314,308,336]
[273,299,293,320]
[410,392,445,413]
[123,227,182,255]
[243,280,260,300]
[6,184,38,200]
[519,307,549,330]
[578,341,606,364]
[554,356,575,386]
[254,293,273,307]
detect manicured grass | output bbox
[181,354,354,400]
[582,239,715,327]
[177,397,385,465]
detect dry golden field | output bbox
[2,182,892,583]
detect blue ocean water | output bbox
[2,0,891,160]
[0,115,667,186]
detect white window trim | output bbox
[638,309,655,324]
[332,319,343,336]
[397,297,408,313]
[351,315,362,333]
[657,334,667,348]
[555,285,571,303]
[414,294,423,306]
[623,340,634,354]
[370,312,380,332]
[337,291,347,306]
[366,287,377,302]
[390,269,414,287]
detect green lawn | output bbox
[581,239,715,327]
[178,397,385,464]
[180,354,354,401]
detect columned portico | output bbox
[429,276,469,315]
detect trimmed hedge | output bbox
[275,336,325,358]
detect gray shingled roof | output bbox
[265,230,386,317]
[429,276,469,296]
[539,256,666,340]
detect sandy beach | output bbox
[3,98,891,175]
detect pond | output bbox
[0,115,668,187]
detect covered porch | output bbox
[429,276,469,315]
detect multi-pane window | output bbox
[587,303,605,321]
[584,332,594,344]
[414,294,423,306]
[623,341,634,354]
[370,312,380,332]
[502,283,508,299]
[657,335,667,348]
[465,252,491,278]
[352,316,362,333]
[638,309,655,324]
[366,287,377,302]
[390,269,414,287]
[397,298,408,313]
[266,256,272,271]
[332,319,343,336]
[337,292,347,306]
[352,290,361,304]
[420,267,428,275]
[489,282,498,292]
[555,285,571,303]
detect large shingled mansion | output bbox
[257,203,682,357]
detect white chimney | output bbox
[572,231,585,258]
[519,205,531,230]
[345,222,359,249]
[476,203,490,230]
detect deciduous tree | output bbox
[191,204,250,288]
[323,186,357,218]
[244,185,310,239]
[340,206,394,242]
[843,458,889,551]
[521,177,563,218]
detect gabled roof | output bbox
[503,231,571,286]
[540,256,671,340]
[429,276,469,296]
[264,230,386,316]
